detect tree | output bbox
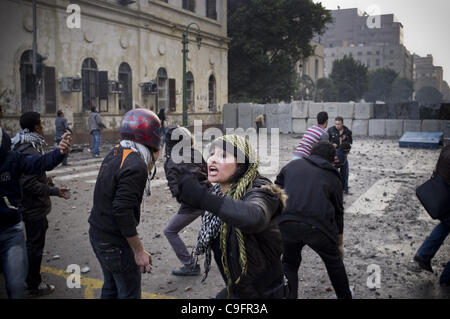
[295,74,315,100]
[330,55,368,102]
[390,77,414,103]
[228,0,332,103]
[365,68,398,102]
[416,86,443,105]
[315,77,337,102]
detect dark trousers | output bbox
[339,158,349,192]
[279,221,352,299]
[89,229,141,299]
[23,216,48,290]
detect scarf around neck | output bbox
[11,129,47,154]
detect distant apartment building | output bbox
[413,54,449,99]
[316,8,414,81]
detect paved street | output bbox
[1,135,449,299]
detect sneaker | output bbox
[172,264,200,276]
[26,282,55,297]
[413,255,433,273]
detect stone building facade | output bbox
[0,0,228,143]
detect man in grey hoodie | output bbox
[88,107,106,157]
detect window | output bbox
[20,50,39,113]
[82,58,98,111]
[118,62,132,113]
[186,72,194,111]
[44,66,56,114]
[157,68,168,112]
[376,59,380,67]
[182,0,195,12]
[206,0,217,20]
[208,75,216,110]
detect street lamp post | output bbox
[182,22,202,127]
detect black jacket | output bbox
[88,145,148,244]
[164,144,209,198]
[328,125,353,146]
[207,176,286,299]
[13,142,60,221]
[275,155,344,244]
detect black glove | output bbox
[178,168,224,213]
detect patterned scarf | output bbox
[193,135,260,296]
[120,140,153,199]
[11,128,47,154]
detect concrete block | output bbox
[354,103,374,120]
[403,120,421,132]
[292,119,307,134]
[443,121,450,138]
[307,118,317,129]
[266,104,279,130]
[369,119,386,136]
[291,101,309,118]
[323,103,338,119]
[385,120,404,137]
[308,102,324,119]
[237,103,253,130]
[342,119,353,132]
[222,103,237,130]
[278,103,292,134]
[397,102,420,120]
[421,120,442,132]
[374,103,388,119]
[337,103,355,119]
[251,104,266,129]
[352,120,369,136]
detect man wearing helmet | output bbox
[88,109,161,299]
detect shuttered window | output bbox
[182,0,195,12]
[206,0,217,20]
[169,78,176,112]
[44,66,56,114]
[82,58,98,111]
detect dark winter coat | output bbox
[88,145,148,245]
[0,129,65,232]
[275,155,344,244]
[13,141,60,222]
[328,125,353,147]
[210,176,287,299]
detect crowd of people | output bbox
[0,107,449,299]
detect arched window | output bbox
[186,72,194,111]
[20,50,38,113]
[208,74,216,110]
[82,58,98,111]
[118,62,132,113]
[157,68,168,111]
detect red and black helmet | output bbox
[120,109,162,151]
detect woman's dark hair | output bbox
[310,141,336,163]
[435,145,450,185]
[20,112,41,132]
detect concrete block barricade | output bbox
[342,119,353,132]
[421,120,442,132]
[251,104,266,129]
[237,103,253,130]
[337,103,355,119]
[222,103,237,130]
[352,119,369,136]
[443,120,450,138]
[323,103,338,119]
[291,101,309,118]
[266,104,280,131]
[369,119,386,137]
[354,103,374,120]
[374,103,388,119]
[397,102,420,120]
[308,102,324,119]
[292,119,307,134]
[385,120,404,137]
[403,120,421,132]
[278,103,293,134]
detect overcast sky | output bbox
[313,0,450,83]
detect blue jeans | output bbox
[0,223,28,298]
[91,130,101,156]
[416,222,450,284]
[340,159,349,192]
[89,231,141,299]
